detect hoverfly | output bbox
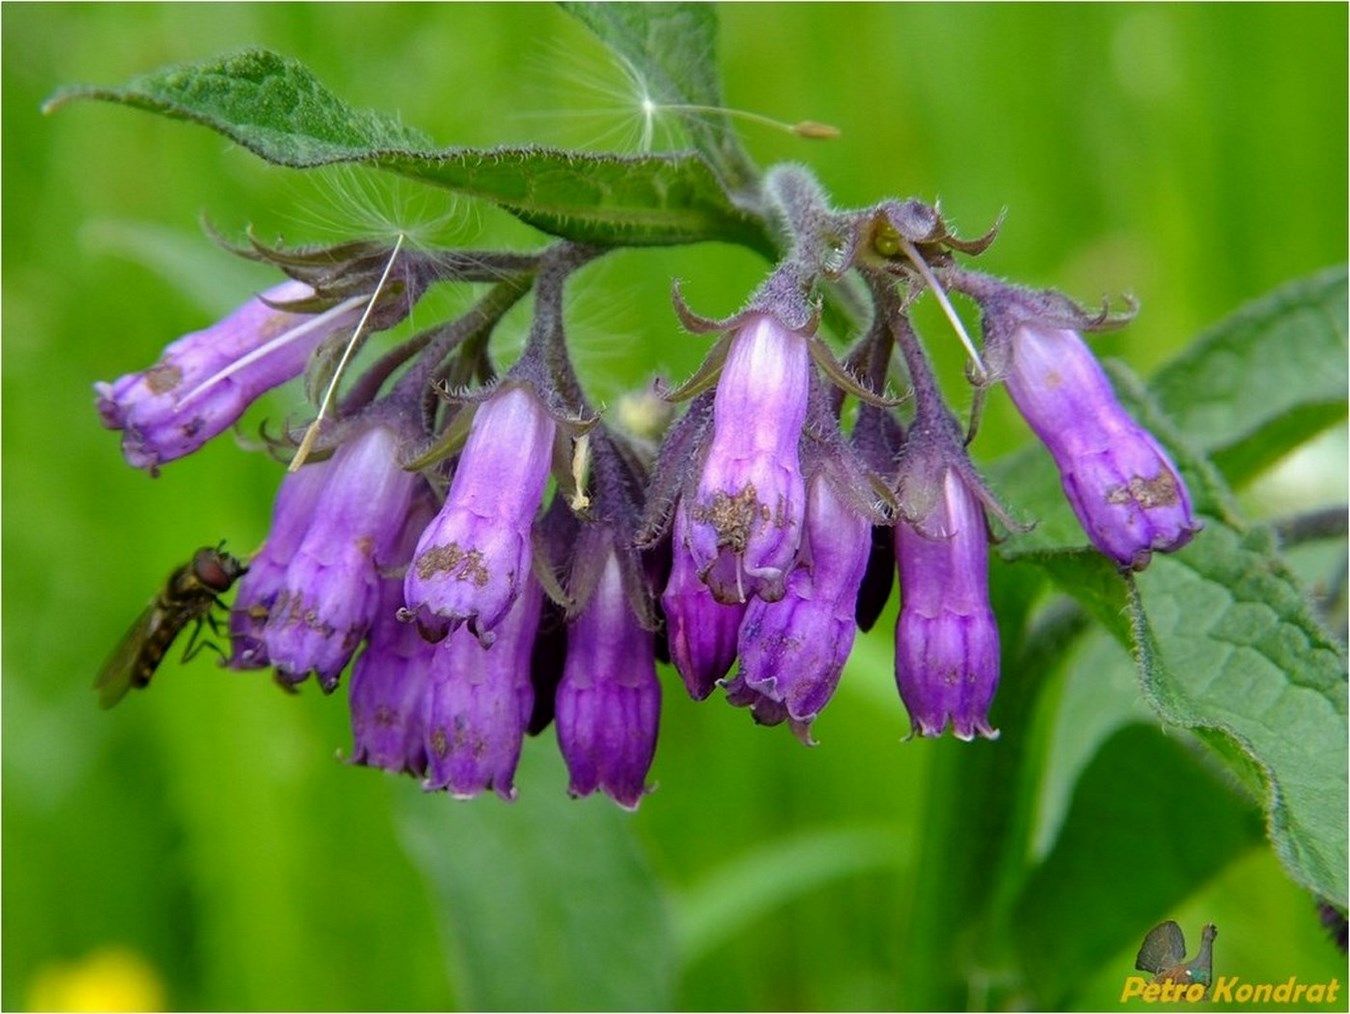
[94,546,248,708]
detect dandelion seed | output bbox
[289,233,405,471]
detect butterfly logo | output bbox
[1135,920,1217,992]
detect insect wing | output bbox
[1135,920,1187,975]
[94,602,162,709]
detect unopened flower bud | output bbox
[895,469,999,740]
[1005,324,1200,570]
[95,281,363,473]
[556,550,660,808]
[405,386,555,644]
[687,314,810,603]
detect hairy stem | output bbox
[523,242,605,417]
[392,272,537,405]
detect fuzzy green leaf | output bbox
[561,2,759,192]
[45,48,767,249]
[994,363,1348,906]
[1149,266,1348,486]
[1013,725,1262,1006]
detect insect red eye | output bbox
[193,551,234,591]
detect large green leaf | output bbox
[397,746,676,1011]
[45,49,767,250]
[1149,266,1348,486]
[1026,628,1155,862]
[562,2,760,193]
[1012,724,1263,1006]
[994,363,1348,906]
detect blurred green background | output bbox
[4,4,1346,1011]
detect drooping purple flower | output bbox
[662,506,747,700]
[229,460,331,669]
[422,576,543,800]
[263,424,418,689]
[895,468,999,740]
[404,386,555,644]
[348,495,438,775]
[556,549,660,809]
[722,673,813,744]
[1003,324,1200,570]
[738,473,870,726]
[686,314,810,604]
[95,281,365,474]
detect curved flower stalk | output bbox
[96,281,367,474]
[78,56,1206,797]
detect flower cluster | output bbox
[95,181,1199,804]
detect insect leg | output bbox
[180,616,209,663]
[182,615,229,664]
[184,625,230,664]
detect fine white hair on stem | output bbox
[289,233,405,471]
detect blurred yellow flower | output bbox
[27,947,166,1013]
